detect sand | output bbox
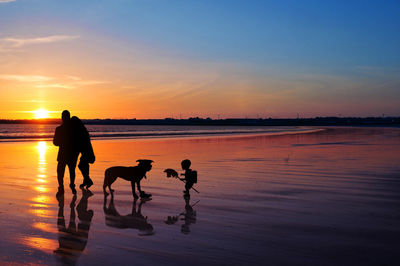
[0,127,399,265]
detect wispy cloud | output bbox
[0,0,16,3]
[1,35,79,48]
[0,74,53,82]
[0,74,105,89]
[35,83,75,89]
[16,100,47,103]
[35,76,105,89]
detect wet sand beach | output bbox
[0,127,399,265]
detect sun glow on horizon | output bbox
[33,109,49,119]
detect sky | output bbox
[0,0,399,119]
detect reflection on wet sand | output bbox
[20,236,59,254]
[103,194,154,236]
[165,197,198,234]
[29,142,54,217]
[54,190,94,264]
[35,141,49,194]
[3,128,400,265]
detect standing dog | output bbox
[103,159,153,199]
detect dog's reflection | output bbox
[54,189,94,263]
[165,197,197,234]
[103,194,154,236]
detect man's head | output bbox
[61,110,70,123]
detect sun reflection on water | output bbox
[30,141,53,218]
[20,236,58,254]
[29,208,55,218]
[34,141,49,195]
[37,141,47,163]
[30,194,54,217]
[34,186,49,193]
[32,222,58,234]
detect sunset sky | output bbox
[0,0,399,119]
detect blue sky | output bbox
[0,0,399,118]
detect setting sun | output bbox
[33,109,49,119]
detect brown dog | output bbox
[103,159,153,199]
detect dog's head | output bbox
[136,159,153,172]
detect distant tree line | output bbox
[0,117,399,126]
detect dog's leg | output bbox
[103,170,110,195]
[104,170,117,195]
[131,181,138,199]
[103,185,109,196]
[103,194,108,211]
[103,178,109,196]
[104,172,116,195]
[136,180,142,194]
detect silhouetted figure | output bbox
[164,197,197,235]
[70,116,95,189]
[164,166,200,194]
[53,110,80,194]
[180,159,197,198]
[54,190,94,264]
[103,159,153,199]
[181,197,197,234]
[103,194,154,236]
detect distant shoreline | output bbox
[0,117,399,126]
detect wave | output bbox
[0,126,323,142]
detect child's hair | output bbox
[181,159,191,169]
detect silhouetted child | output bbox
[180,159,197,198]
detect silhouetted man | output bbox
[53,110,79,194]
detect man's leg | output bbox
[67,159,78,194]
[57,162,66,191]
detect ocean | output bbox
[0,124,318,141]
[1,127,399,265]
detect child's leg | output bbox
[184,182,194,197]
[185,181,194,192]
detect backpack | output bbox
[189,170,197,184]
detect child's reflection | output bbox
[165,197,198,235]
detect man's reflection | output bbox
[165,197,198,234]
[54,189,94,263]
[103,194,154,236]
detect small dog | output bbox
[103,159,153,199]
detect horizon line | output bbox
[0,116,398,122]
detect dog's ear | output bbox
[137,159,154,164]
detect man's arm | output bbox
[53,127,61,146]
